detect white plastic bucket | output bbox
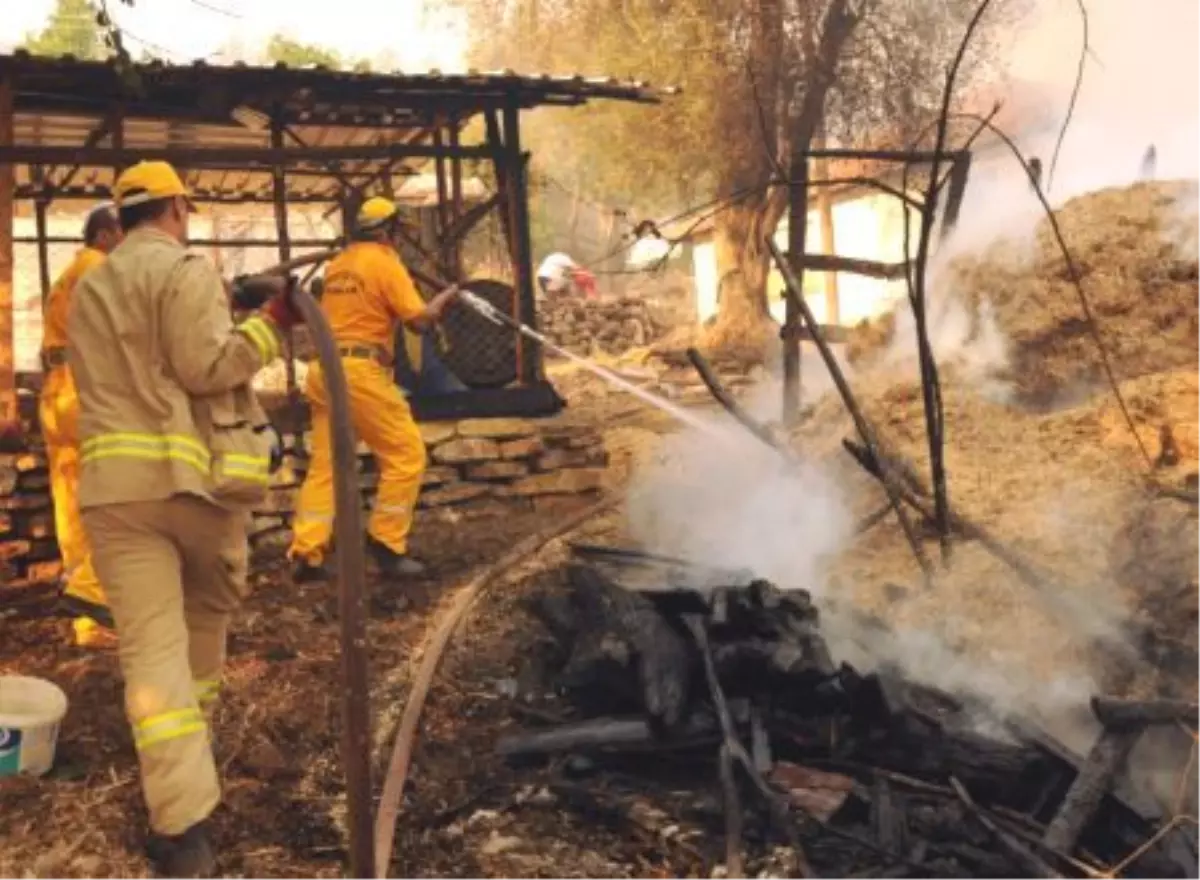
[0,675,69,777]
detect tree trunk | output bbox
[701,0,859,363]
[701,0,787,361]
[704,201,779,359]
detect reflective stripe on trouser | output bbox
[39,365,108,609]
[83,495,250,836]
[289,357,426,564]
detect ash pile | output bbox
[500,545,1198,878]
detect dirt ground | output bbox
[1,181,1195,878]
[0,371,724,880]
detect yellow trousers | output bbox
[39,365,108,610]
[289,357,427,565]
[83,495,249,835]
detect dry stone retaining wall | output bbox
[0,387,607,583]
[252,415,609,539]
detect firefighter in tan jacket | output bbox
[69,160,300,877]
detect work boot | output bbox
[366,536,426,578]
[146,820,217,878]
[291,558,329,584]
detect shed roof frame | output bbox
[0,52,666,392]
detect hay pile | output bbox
[848,180,1199,403]
[796,180,1199,727]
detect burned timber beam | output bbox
[1090,696,1198,729]
[800,254,910,281]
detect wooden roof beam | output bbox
[0,142,491,168]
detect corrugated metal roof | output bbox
[1,51,672,205]
[1,51,672,118]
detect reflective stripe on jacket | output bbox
[69,227,280,510]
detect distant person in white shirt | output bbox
[536,252,597,300]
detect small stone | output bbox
[432,437,502,465]
[508,468,606,496]
[479,833,524,857]
[421,466,458,488]
[532,494,597,516]
[536,448,606,471]
[418,483,492,507]
[498,436,544,459]
[419,422,458,445]
[465,460,528,481]
[243,739,288,777]
[457,418,536,439]
[0,539,32,561]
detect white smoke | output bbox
[624,399,854,595]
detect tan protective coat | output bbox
[69,226,280,835]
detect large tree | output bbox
[458,0,1019,355]
[23,0,109,60]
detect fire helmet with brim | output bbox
[356,196,401,232]
[113,160,197,213]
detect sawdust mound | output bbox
[846,180,1199,403]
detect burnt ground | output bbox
[0,498,725,879]
[0,387,732,879]
[2,362,1196,878]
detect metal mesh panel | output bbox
[440,279,520,389]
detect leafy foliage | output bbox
[22,0,108,60]
[454,0,1022,345]
[264,34,344,68]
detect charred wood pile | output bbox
[498,548,1199,878]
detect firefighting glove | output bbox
[262,277,304,330]
[255,423,285,474]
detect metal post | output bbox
[0,75,16,428]
[432,118,451,275]
[270,117,297,409]
[502,101,540,384]
[449,113,464,278]
[939,153,972,241]
[34,193,50,303]
[782,147,809,426]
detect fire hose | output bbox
[231,256,376,877]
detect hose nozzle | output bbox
[459,289,506,326]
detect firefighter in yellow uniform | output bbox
[289,197,460,581]
[69,160,299,877]
[39,203,122,646]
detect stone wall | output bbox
[253,415,609,539]
[539,295,669,355]
[0,392,62,587]
[0,390,608,583]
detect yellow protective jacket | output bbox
[68,227,283,511]
[321,241,426,360]
[42,246,106,367]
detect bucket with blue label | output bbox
[0,675,69,777]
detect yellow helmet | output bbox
[356,196,400,231]
[113,160,195,211]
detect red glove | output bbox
[261,289,302,330]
